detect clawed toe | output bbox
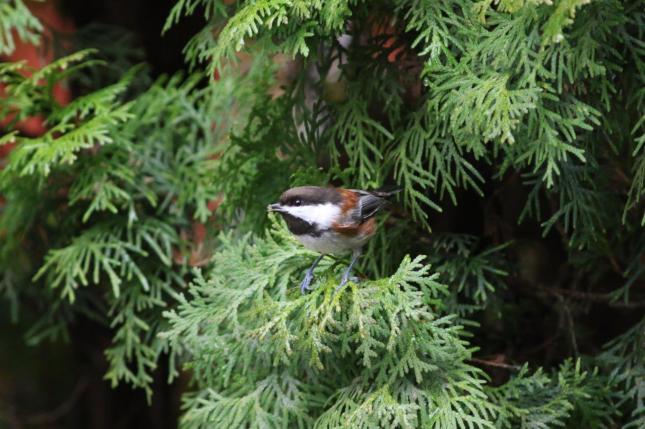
[335,275,352,292]
[300,275,313,294]
[335,250,362,293]
[300,254,325,294]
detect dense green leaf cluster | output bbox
[0,0,41,55]
[162,223,625,428]
[0,49,234,397]
[163,223,496,428]
[159,0,644,426]
[168,0,644,234]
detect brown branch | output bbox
[468,357,521,371]
[606,253,624,276]
[613,165,631,187]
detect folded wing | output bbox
[353,191,389,223]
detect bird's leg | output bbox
[337,249,361,292]
[300,254,325,294]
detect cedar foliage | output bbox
[1,0,644,427]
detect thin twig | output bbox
[534,285,645,308]
[22,377,89,425]
[606,251,624,275]
[556,294,579,357]
[469,358,521,371]
[524,331,561,356]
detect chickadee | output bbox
[267,186,398,293]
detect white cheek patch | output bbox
[283,203,341,229]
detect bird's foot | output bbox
[335,275,360,292]
[335,250,361,293]
[300,271,315,294]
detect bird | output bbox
[267,186,398,294]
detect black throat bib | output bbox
[279,212,321,237]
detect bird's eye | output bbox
[294,199,302,206]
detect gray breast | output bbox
[295,230,367,255]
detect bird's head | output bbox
[267,186,343,230]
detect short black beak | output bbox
[267,203,284,213]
